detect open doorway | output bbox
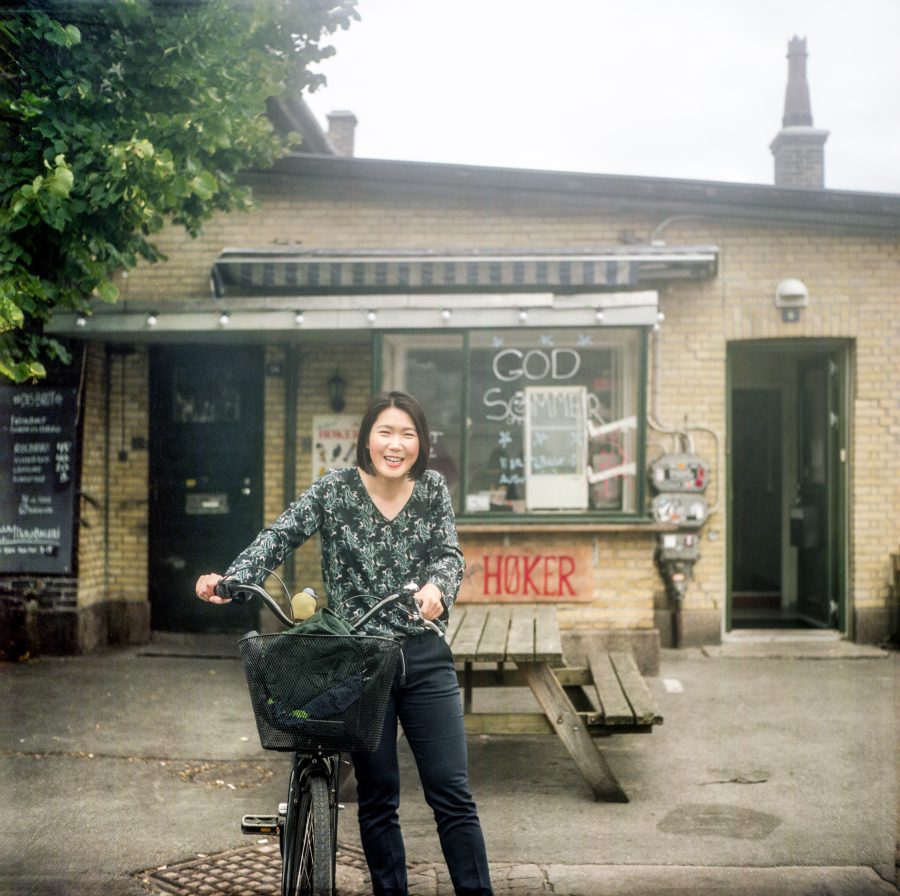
[727,341,848,631]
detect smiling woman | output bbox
[194,389,493,895]
[358,405,420,523]
[364,408,419,476]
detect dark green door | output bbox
[149,346,263,632]
[732,388,783,596]
[793,354,840,627]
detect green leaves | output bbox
[189,170,218,202]
[40,17,80,48]
[0,0,359,380]
[95,281,119,303]
[3,155,74,230]
[45,161,74,198]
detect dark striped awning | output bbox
[210,247,718,299]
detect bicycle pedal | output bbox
[241,814,282,835]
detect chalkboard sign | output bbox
[0,386,78,574]
[524,385,588,510]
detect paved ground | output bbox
[0,635,897,895]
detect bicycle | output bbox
[214,573,441,896]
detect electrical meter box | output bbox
[651,450,711,614]
[657,532,701,562]
[652,493,708,528]
[649,453,709,494]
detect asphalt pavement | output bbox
[0,632,897,896]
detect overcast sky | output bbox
[303,0,900,194]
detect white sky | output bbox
[303,0,900,194]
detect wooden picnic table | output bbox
[446,603,663,802]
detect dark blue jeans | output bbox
[351,631,493,896]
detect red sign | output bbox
[457,537,593,603]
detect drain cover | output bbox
[139,841,281,895]
[137,842,546,894]
[138,841,369,895]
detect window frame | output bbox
[373,326,651,524]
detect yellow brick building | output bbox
[2,146,891,666]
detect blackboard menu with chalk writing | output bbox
[523,385,588,510]
[526,387,585,476]
[0,386,78,573]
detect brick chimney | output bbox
[326,110,357,157]
[770,37,829,188]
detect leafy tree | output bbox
[0,0,357,381]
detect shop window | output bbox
[379,328,643,517]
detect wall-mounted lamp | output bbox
[441,308,452,323]
[145,312,158,328]
[653,310,665,333]
[294,310,305,326]
[518,308,528,324]
[75,313,87,328]
[366,309,377,324]
[327,371,347,412]
[218,311,230,327]
[774,278,809,322]
[594,308,605,324]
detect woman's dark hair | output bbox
[356,391,430,480]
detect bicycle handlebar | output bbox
[213,578,443,637]
[214,579,294,627]
[352,584,443,637]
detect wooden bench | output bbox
[446,603,663,802]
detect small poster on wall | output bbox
[0,386,78,574]
[312,415,359,480]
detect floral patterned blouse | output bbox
[226,468,464,637]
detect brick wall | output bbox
[75,343,150,610]
[104,345,150,610]
[76,343,107,609]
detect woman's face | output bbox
[366,406,420,480]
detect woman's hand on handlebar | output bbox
[414,583,444,621]
[195,573,228,604]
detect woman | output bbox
[195,390,493,896]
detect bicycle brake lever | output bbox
[214,580,250,603]
[419,617,444,637]
[400,583,445,638]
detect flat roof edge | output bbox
[256,154,900,229]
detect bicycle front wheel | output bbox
[284,773,334,896]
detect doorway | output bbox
[727,341,848,631]
[148,345,264,632]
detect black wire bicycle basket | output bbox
[239,632,402,753]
